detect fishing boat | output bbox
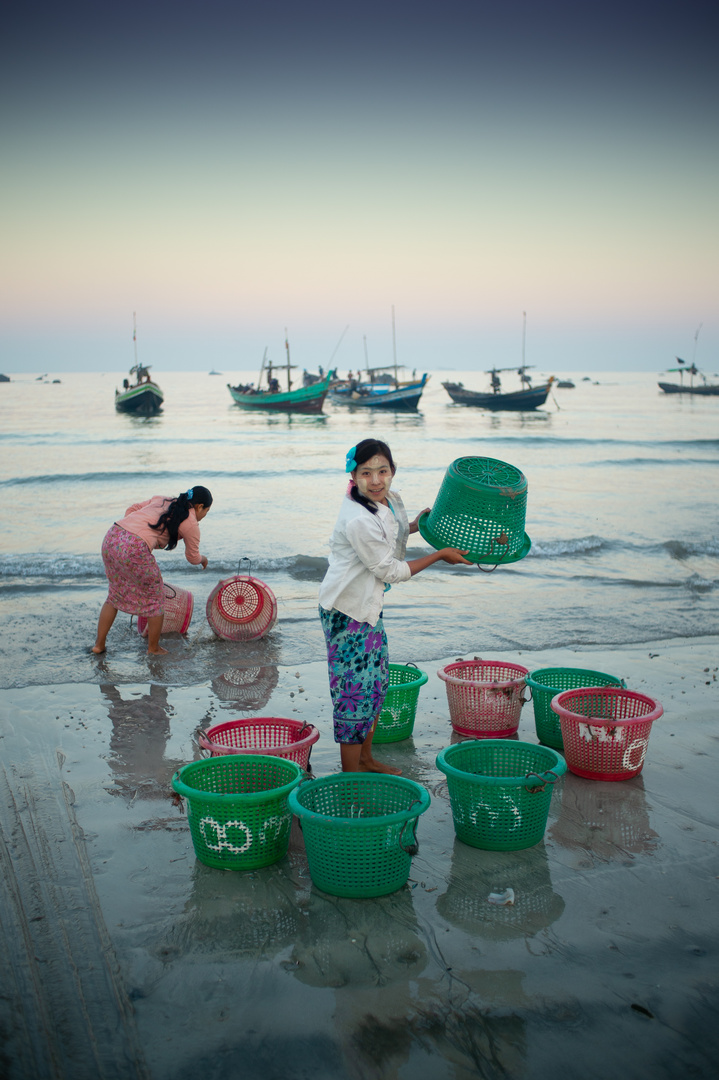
[114,315,164,414]
[442,313,554,411]
[329,309,429,411]
[227,339,332,414]
[330,369,429,411]
[659,325,719,395]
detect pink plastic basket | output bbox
[438,659,529,738]
[198,716,319,771]
[137,583,193,636]
[551,687,663,781]
[206,573,278,641]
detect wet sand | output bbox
[1,637,718,1079]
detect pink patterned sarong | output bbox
[102,523,165,617]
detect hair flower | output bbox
[345,447,357,473]
[186,488,194,500]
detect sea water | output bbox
[1,369,717,688]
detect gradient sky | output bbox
[2,0,717,373]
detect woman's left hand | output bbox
[200,556,208,569]
[409,507,431,534]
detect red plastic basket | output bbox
[551,687,663,781]
[438,659,529,737]
[206,573,278,641]
[198,717,319,771]
[137,583,193,636]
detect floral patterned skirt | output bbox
[319,605,389,744]
[102,523,165,617]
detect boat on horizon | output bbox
[227,339,332,414]
[329,308,429,411]
[442,314,554,411]
[659,325,719,396]
[114,315,164,414]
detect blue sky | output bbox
[2,0,717,374]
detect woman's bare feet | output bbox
[91,644,106,654]
[147,646,168,656]
[359,753,402,775]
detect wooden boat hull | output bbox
[330,374,428,411]
[442,380,553,411]
[227,374,331,413]
[115,382,164,414]
[658,381,719,396]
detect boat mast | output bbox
[391,305,399,381]
[285,329,291,391]
[522,311,526,369]
[258,347,268,387]
[133,312,138,368]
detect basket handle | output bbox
[163,583,177,599]
[523,768,562,794]
[474,533,510,574]
[236,556,252,577]
[398,800,423,855]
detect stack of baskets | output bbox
[438,658,529,738]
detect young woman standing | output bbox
[319,439,470,773]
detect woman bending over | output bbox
[92,485,212,656]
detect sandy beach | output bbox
[1,635,717,1079]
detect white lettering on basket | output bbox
[578,723,626,744]
[622,737,648,771]
[198,816,252,854]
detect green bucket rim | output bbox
[172,753,304,805]
[288,773,431,827]
[526,666,625,697]
[417,511,531,565]
[436,739,566,787]
[449,456,528,494]
[387,663,429,691]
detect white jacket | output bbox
[318,490,411,626]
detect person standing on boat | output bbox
[319,439,471,773]
[92,486,212,656]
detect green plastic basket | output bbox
[373,663,429,743]
[526,666,626,749]
[418,456,530,566]
[288,774,431,897]
[172,754,303,870]
[436,740,566,851]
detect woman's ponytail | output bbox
[150,485,213,549]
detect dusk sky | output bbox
[2,0,717,374]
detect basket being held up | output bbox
[206,558,278,641]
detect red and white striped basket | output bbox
[137,583,194,636]
[438,658,529,738]
[198,717,319,771]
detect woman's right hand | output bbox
[201,556,208,569]
[439,547,472,565]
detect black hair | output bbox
[150,485,213,549]
[349,439,396,515]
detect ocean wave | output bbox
[527,535,609,557]
[663,538,719,560]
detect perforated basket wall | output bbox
[206,575,278,640]
[436,740,566,850]
[526,667,625,750]
[198,717,319,770]
[438,659,529,737]
[171,754,303,870]
[551,687,663,781]
[288,774,431,897]
[137,583,193,636]
[418,457,530,565]
[373,664,428,744]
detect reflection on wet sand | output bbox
[211,664,279,708]
[436,838,565,939]
[101,683,186,801]
[548,774,659,862]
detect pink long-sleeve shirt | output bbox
[115,496,204,565]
